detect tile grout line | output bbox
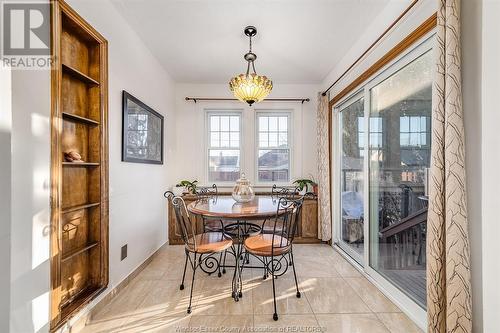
[341,274,377,314]
[308,255,393,331]
[344,276,403,314]
[302,280,323,330]
[375,313,395,333]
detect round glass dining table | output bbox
[187,195,280,301]
[187,195,280,220]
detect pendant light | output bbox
[229,26,273,106]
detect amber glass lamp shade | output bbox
[229,73,273,106]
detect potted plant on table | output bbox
[293,178,317,195]
[174,180,198,196]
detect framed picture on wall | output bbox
[122,91,164,164]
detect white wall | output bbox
[479,1,500,332]
[461,0,483,331]
[10,68,52,333]
[1,67,12,333]
[321,0,437,95]
[173,83,319,188]
[8,0,176,331]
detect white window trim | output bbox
[203,105,300,189]
[254,110,293,186]
[334,91,365,265]
[205,110,243,184]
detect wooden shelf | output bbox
[62,112,99,126]
[60,285,103,316]
[62,63,99,85]
[62,162,100,167]
[51,1,108,330]
[61,242,99,262]
[62,202,100,214]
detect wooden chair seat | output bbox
[244,234,291,257]
[186,232,233,254]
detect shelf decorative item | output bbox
[64,150,84,163]
[232,173,255,203]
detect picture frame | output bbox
[122,91,164,164]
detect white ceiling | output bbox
[112,0,390,84]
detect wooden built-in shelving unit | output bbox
[62,112,100,126]
[62,161,100,167]
[50,0,109,330]
[62,63,100,86]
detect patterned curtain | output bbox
[317,93,331,241]
[427,0,472,332]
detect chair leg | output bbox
[288,252,293,266]
[180,251,188,290]
[187,253,197,314]
[263,257,268,280]
[290,250,301,298]
[222,250,227,274]
[240,253,244,298]
[217,252,223,278]
[271,256,278,321]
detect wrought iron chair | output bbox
[243,195,305,321]
[267,184,310,267]
[196,183,218,199]
[265,184,302,234]
[164,191,233,314]
[195,184,222,232]
[271,184,301,199]
[194,184,231,274]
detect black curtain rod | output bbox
[185,97,310,104]
[321,0,420,96]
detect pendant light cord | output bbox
[245,35,257,76]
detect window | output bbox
[400,116,428,147]
[358,116,383,156]
[340,96,365,261]
[257,114,290,183]
[208,114,241,182]
[127,113,149,158]
[369,117,383,148]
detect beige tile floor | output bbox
[82,244,423,333]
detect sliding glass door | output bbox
[338,95,365,263]
[368,50,432,308]
[333,36,434,318]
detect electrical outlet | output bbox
[121,244,127,261]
